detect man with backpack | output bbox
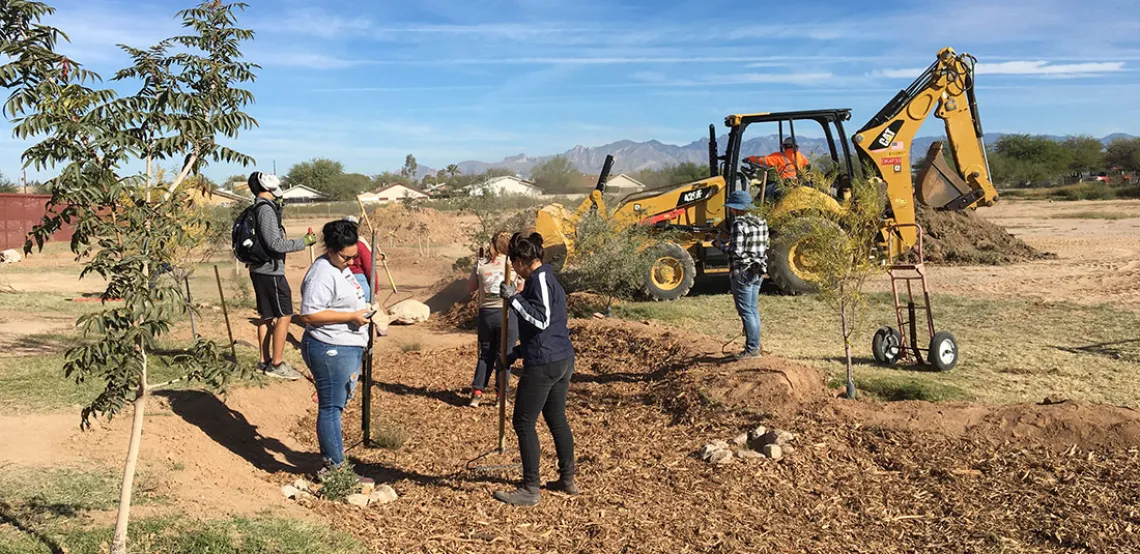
[233,172,316,380]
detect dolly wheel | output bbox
[872,326,902,365]
[929,331,959,372]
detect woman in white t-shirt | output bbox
[299,219,372,472]
[465,232,520,407]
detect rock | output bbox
[730,433,750,446]
[776,430,796,446]
[782,445,796,456]
[368,485,399,505]
[346,493,370,507]
[762,444,783,460]
[736,449,765,460]
[281,484,300,499]
[749,431,780,450]
[360,482,375,495]
[709,449,735,465]
[0,249,21,263]
[293,479,311,492]
[388,299,430,325]
[699,441,730,461]
[748,426,768,440]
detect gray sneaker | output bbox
[264,361,302,381]
[733,349,761,361]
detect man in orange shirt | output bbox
[745,137,809,180]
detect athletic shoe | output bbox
[468,390,483,408]
[264,361,302,380]
[493,486,540,506]
[545,478,579,496]
[733,349,761,361]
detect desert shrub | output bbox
[562,212,670,311]
[318,463,361,502]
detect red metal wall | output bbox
[0,193,73,251]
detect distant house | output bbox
[473,175,540,197]
[605,174,647,195]
[184,187,248,207]
[357,183,430,205]
[280,185,328,203]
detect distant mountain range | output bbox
[448,133,1135,178]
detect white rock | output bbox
[782,445,796,456]
[730,433,750,446]
[0,249,21,264]
[776,431,796,445]
[388,299,431,325]
[346,493,370,507]
[749,431,780,450]
[281,484,300,499]
[709,449,735,465]
[736,449,765,460]
[763,444,783,460]
[699,441,730,461]
[293,479,311,492]
[368,485,399,505]
[748,426,768,440]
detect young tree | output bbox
[773,178,886,399]
[562,212,664,313]
[0,170,15,192]
[3,2,257,552]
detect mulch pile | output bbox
[284,319,1140,553]
[916,206,1054,265]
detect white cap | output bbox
[258,173,283,198]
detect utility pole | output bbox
[272,159,276,175]
[22,169,26,194]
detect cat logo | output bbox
[871,120,904,151]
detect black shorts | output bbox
[249,272,294,320]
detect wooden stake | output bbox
[358,198,398,294]
[498,257,512,455]
[214,265,238,362]
[184,275,198,339]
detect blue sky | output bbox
[3,0,1139,182]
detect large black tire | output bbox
[643,242,696,301]
[872,326,902,365]
[929,331,959,372]
[768,217,843,295]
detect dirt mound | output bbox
[916,206,1053,265]
[369,204,471,247]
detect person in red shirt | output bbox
[343,216,373,302]
[745,137,809,180]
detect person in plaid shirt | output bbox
[714,190,769,359]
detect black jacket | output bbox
[509,264,574,366]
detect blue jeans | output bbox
[301,333,364,466]
[730,269,762,353]
[353,273,372,303]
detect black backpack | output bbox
[231,201,275,265]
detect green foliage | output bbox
[988,134,1073,186]
[562,212,663,308]
[318,463,361,502]
[1105,137,1140,172]
[445,192,539,251]
[3,17,255,537]
[400,153,418,181]
[629,162,711,189]
[1063,135,1106,177]
[371,417,409,450]
[777,178,886,398]
[531,155,584,194]
[0,169,15,192]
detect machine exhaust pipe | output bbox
[596,154,615,192]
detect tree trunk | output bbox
[110,345,148,554]
[840,298,856,400]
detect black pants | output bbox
[474,307,518,392]
[512,356,575,488]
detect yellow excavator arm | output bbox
[854,47,998,254]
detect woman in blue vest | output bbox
[494,232,577,506]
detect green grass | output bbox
[0,516,360,554]
[0,291,99,316]
[0,467,159,515]
[1048,211,1136,220]
[613,291,1140,407]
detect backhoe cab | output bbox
[536,46,997,299]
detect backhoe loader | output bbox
[535,47,998,300]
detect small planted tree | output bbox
[562,212,667,314]
[772,178,886,398]
[3,2,258,552]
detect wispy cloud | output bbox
[873,61,1127,79]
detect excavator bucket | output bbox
[915,141,973,209]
